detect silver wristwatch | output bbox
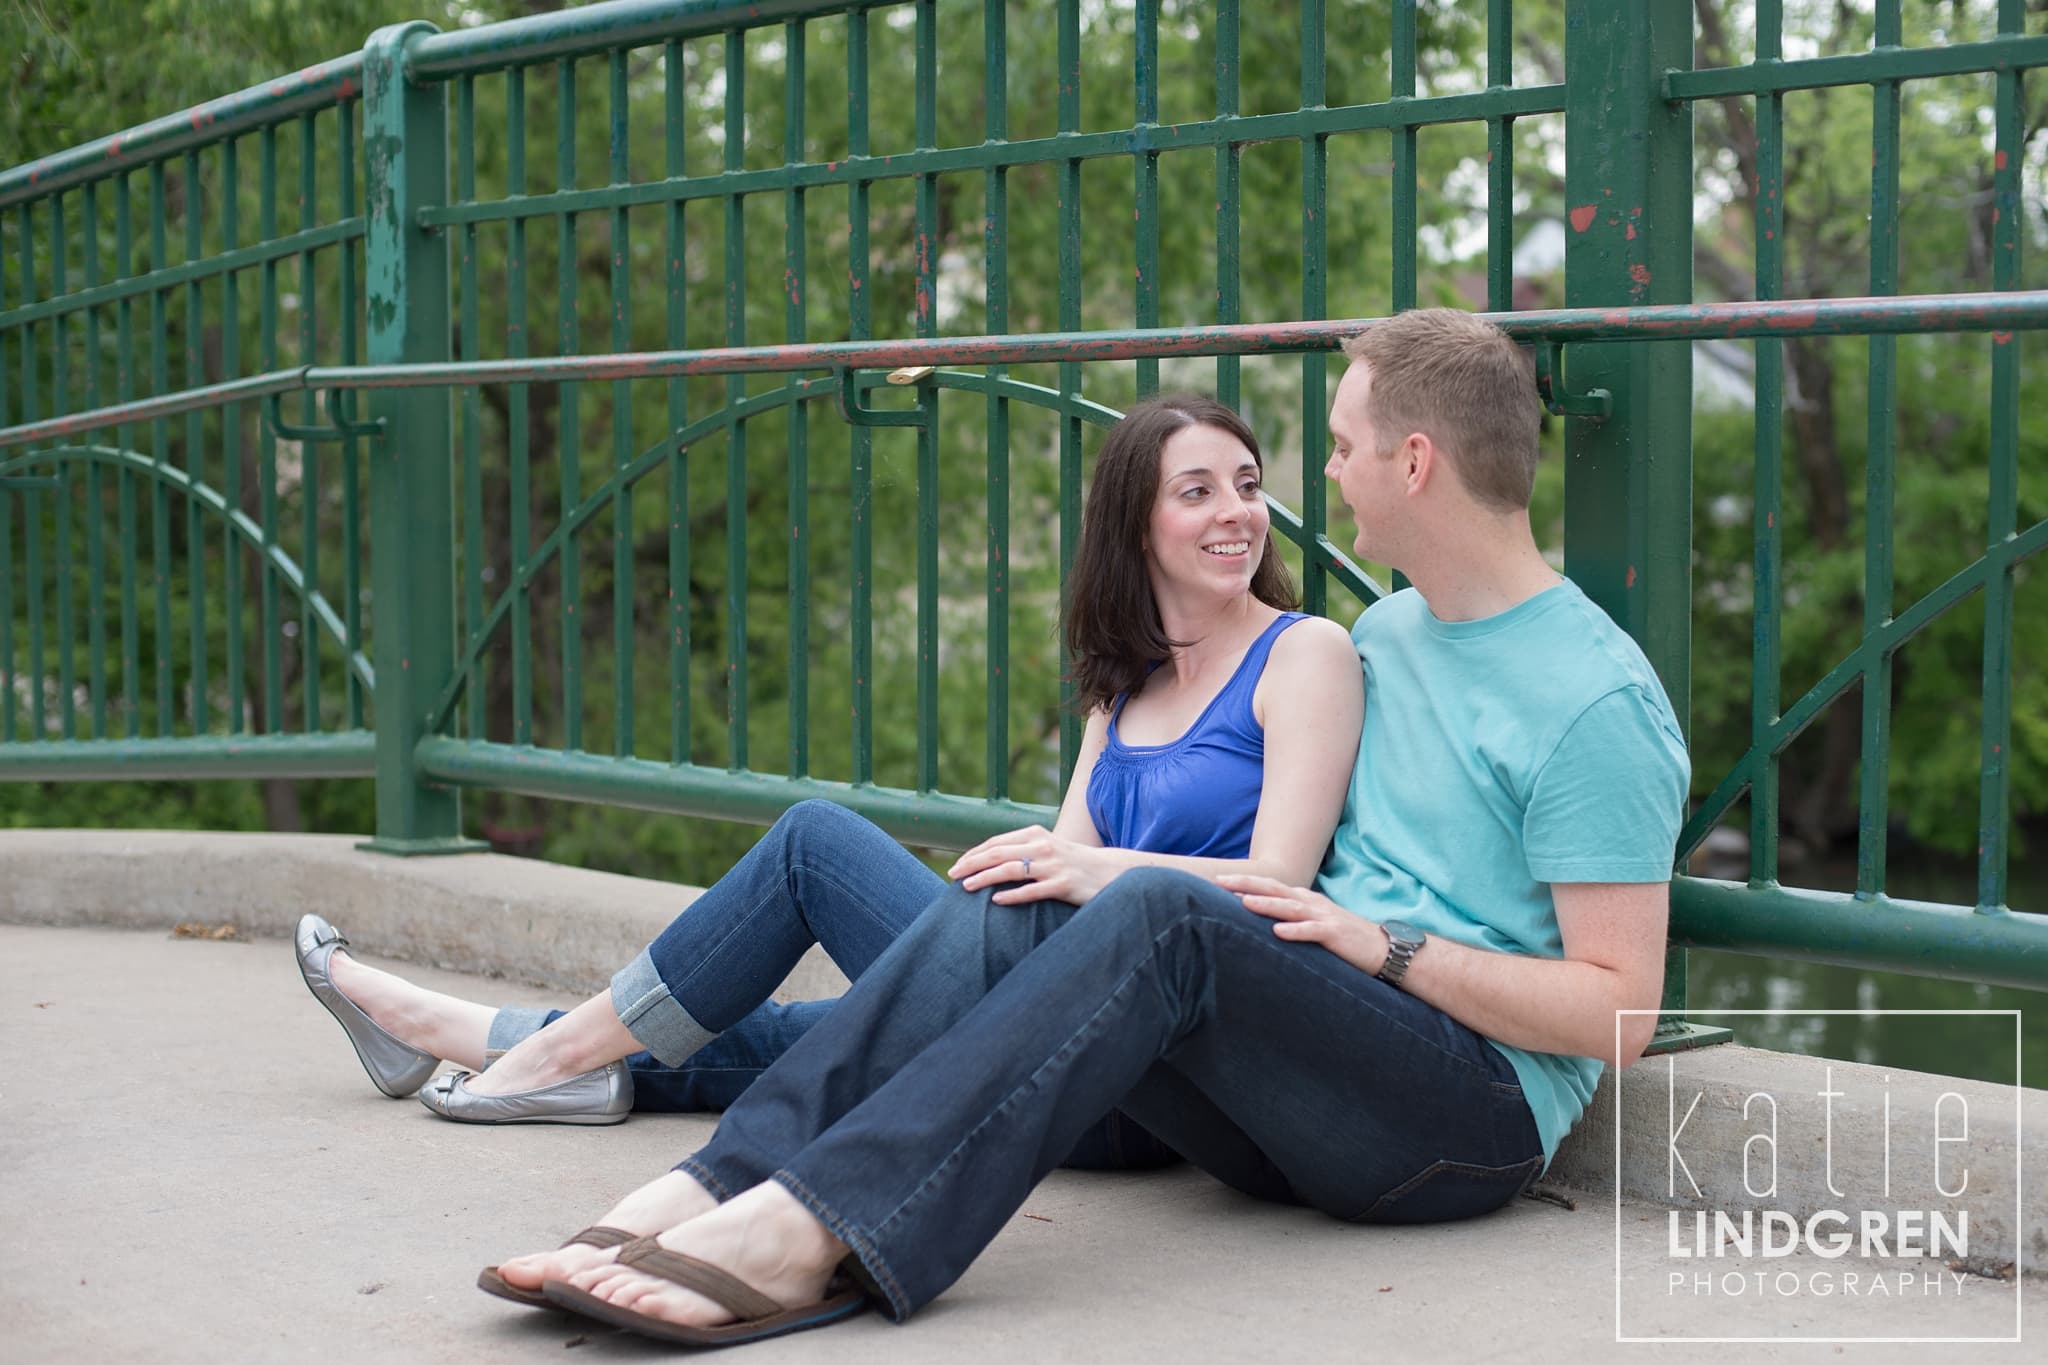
[1376,919,1426,989]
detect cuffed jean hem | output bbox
[772,1170,914,1324]
[611,949,718,1066]
[484,1004,554,1055]
[674,1155,738,1203]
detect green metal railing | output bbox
[3,2,2045,1005]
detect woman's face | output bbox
[1143,421,1269,606]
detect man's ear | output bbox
[1403,433,1435,496]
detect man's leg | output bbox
[676,880,1082,1200]
[665,868,1537,1321]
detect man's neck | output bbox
[1397,518,1562,623]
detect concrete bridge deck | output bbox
[1,920,2037,1364]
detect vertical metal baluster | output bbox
[116,177,140,736]
[298,114,320,731]
[1214,0,1241,409]
[0,450,9,741]
[222,141,245,733]
[1977,0,2025,911]
[183,153,207,732]
[983,0,1011,799]
[508,67,534,746]
[1389,1,1415,312]
[1857,0,1902,901]
[149,161,173,733]
[1133,0,1159,397]
[0,197,11,744]
[459,76,485,743]
[785,19,810,779]
[1055,0,1082,778]
[558,57,583,751]
[848,10,874,785]
[17,203,42,738]
[1,196,13,743]
[260,126,282,734]
[337,101,362,730]
[1486,0,1514,314]
[51,193,75,739]
[83,182,107,736]
[914,0,938,793]
[662,45,688,764]
[723,27,748,773]
[609,49,635,759]
[1750,3,1785,885]
[1300,0,1329,615]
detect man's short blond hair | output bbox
[1341,309,1543,512]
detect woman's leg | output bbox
[560,869,1540,1327]
[492,999,838,1113]
[324,951,497,1072]
[449,800,946,1099]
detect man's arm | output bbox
[1216,875,1669,1066]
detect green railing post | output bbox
[357,21,483,856]
[1562,0,1724,1051]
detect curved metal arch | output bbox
[0,444,375,694]
[425,376,836,733]
[426,370,1377,731]
[1676,513,2048,861]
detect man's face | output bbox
[1325,361,1400,561]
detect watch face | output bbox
[1382,919,1424,950]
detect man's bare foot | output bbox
[495,1171,720,1293]
[463,992,641,1097]
[326,949,494,1071]
[559,1181,848,1328]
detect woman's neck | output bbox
[1154,592,1277,688]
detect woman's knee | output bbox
[774,798,867,845]
[770,799,897,869]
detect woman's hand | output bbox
[1216,873,1387,976]
[948,825,1119,905]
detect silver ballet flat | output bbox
[417,1059,633,1126]
[294,912,440,1099]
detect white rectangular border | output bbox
[1610,1008,2023,1345]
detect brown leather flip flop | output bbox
[476,1225,638,1307]
[540,1236,868,1345]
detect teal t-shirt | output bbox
[1315,580,1690,1167]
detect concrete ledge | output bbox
[0,828,852,1002]
[1552,1044,2044,1273]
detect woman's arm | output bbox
[950,617,1363,904]
[1221,875,1670,1066]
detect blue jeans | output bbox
[487,800,1178,1169]
[678,867,1545,1322]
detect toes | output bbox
[501,1243,615,1290]
[567,1259,631,1294]
[494,1251,550,1290]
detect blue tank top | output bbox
[1085,612,1309,858]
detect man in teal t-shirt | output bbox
[494,311,1692,1344]
[1223,308,1690,1170]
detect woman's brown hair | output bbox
[1062,394,1298,714]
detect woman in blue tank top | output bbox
[296,397,1363,1176]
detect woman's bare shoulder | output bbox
[1270,614,1358,671]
